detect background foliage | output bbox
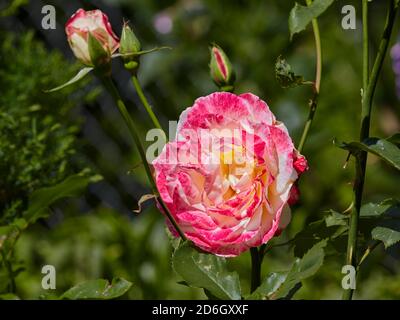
[0,0,400,299]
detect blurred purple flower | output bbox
[153,13,173,34]
[391,42,400,99]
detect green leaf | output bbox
[24,173,102,224]
[0,219,27,255]
[0,293,20,300]
[361,199,400,218]
[275,56,309,88]
[0,225,15,241]
[38,293,60,300]
[203,289,220,300]
[372,227,400,249]
[387,133,400,146]
[247,272,288,300]
[172,242,241,300]
[292,219,346,257]
[325,210,348,227]
[271,240,327,299]
[61,278,132,300]
[0,0,28,17]
[289,0,334,40]
[45,67,93,93]
[165,225,182,250]
[340,138,400,171]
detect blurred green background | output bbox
[1,0,400,299]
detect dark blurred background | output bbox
[1,0,400,299]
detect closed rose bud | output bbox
[65,9,119,66]
[120,23,141,72]
[120,24,141,56]
[209,44,235,91]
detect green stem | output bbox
[343,0,398,300]
[100,76,186,241]
[297,0,322,154]
[250,247,261,292]
[220,85,235,93]
[297,90,318,154]
[362,0,370,92]
[131,75,163,132]
[1,251,16,293]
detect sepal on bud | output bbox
[88,32,112,74]
[209,44,235,92]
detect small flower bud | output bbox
[65,9,119,66]
[120,24,141,56]
[120,24,142,74]
[209,44,235,91]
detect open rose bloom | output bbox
[65,9,119,65]
[153,92,307,257]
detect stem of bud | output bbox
[99,75,186,241]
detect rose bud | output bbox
[120,23,142,73]
[65,9,119,66]
[209,44,235,92]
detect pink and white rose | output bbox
[153,92,307,257]
[65,9,119,65]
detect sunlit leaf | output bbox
[340,138,400,171]
[61,278,132,300]
[372,227,400,249]
[361,199,400,218]
[24,173,102,224]
[172,242,241,300]
[271,240,327,299]
[45,67,93,93]
[247,272,288,300]
[289,0,334,40]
